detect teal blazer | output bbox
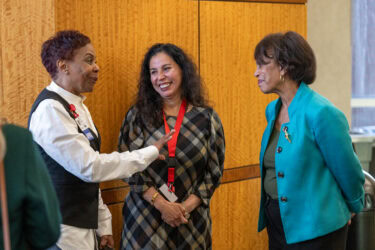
[258,83,365,244]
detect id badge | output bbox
[159,184,178,202]
[75,117,94,141]
[83,128,95,140]
[75,116,89,131]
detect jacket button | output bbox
[277,146,282,153]
[280,197,288,202]
[278,172,284,178]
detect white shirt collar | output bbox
[48,81,87,104]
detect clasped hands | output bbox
[156,200,190,227]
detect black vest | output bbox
[28,88,101,229]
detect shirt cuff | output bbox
[346,193,365,214]
[96,216,112,236]
[136,145,159,171]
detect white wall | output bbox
[307,0,352,125]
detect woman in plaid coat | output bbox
[118,43,225,249]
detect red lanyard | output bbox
[163,99,187,193]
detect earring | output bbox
[64,70,69,74]
[280,74,285,83]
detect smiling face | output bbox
[254,55,284,94]
[149,52,183,101]
[64,43,99,95]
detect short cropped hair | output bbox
[254,31,316,85]
[41,30,91,79]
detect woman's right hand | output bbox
[153,129,175,160]
[155,199,188,227]
[348,213,356,225]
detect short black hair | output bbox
[41,30,91,79]
[254,31,316,85]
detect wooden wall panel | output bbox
[200,1,307,169]
[0,0,55,124]
[107,203,127,249]
[211,178,268,250]
[1,0,306,248]
[0,1,2,107]
[55,0,199,158]
[201,0,307,3]
[55,0,199,190]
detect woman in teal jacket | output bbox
[254,31,364,250]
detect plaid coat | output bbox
[118,106,225,250]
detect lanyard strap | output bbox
[163,99,187,192]
[163,99,187,157]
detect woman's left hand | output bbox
[158,201,188,227]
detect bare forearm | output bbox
[143,187,187,227]
[182,194,202,213]
[143,187,170,211]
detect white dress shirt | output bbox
[29,81,159,250]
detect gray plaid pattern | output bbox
[118,106,225,250]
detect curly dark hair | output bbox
[135,43,208,128]
[41,30,91,79]
[254,31,316,85]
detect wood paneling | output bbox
[1,0,306,249]
[200,1,306,169]
[106,203,124,249]
[55,0,199,158]
[55,0,199,191]
[102,186,130,205]
[222,164,260,183]
[211,178,268,250]
[101,165,261,204]
[0,2,2,110]
[201,0,307,4]
[0,0,55,124]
